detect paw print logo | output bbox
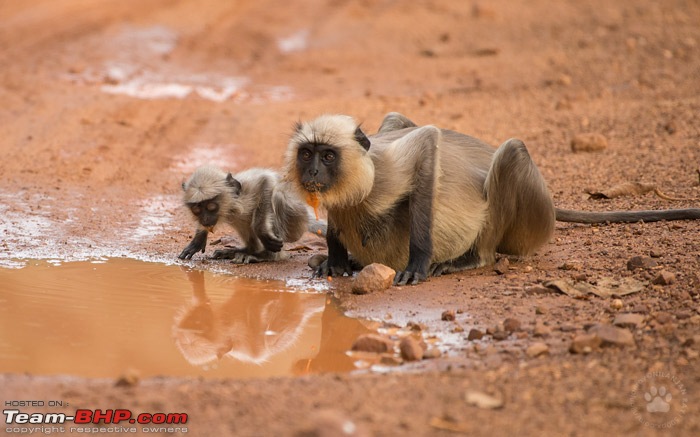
[645,386,672,413]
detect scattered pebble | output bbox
[526,342,550,358]
[570,274,587,283]
[654,311,673,324]
[399,336,424,362]
[503,318,521,333]
[406,321,425,332]
[590,324,635,347]
[533,321,551,337]
[525,285,551,295]
[467,329,484,341]
[676,311,692,320]
[379,354,403,366]
[626,255,658,271]
[663,120,677,134]
[649,249,663,258]
[465,390,504,409]
[651,270,676,286]
[441,310,456,321]
[307,254,327,270]
[115,368,140,388]
[423,348,442,359]
[571,133,608,152]
[630,304,649,314]
[559,262,582,271]
[569,333,602,354]
[613,313,645,329]
[611,299,624,310]
[494,258,509,275]
[351,263,396,294]
[492,331,510,341]
[351,334,394,353]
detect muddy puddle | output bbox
[0,259,371,379]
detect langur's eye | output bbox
[191,206,201,215]
[206,202,218,212]
[322,151,336,163]
[299,149,312,161]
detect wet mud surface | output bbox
[1,0,700,435]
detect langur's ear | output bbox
[354,126,371,151]
[226,173,242,196]
[181,181,186,191]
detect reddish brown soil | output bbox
[2,0,699,435]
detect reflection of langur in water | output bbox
[172,268,325,367]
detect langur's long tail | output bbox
[555,208,700,224]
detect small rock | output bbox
[467,329,484,341]
[351,263,396,294]
[559,262,582,271]
[676,311,692,320]
[590,324,635,347]
[494,258,509,275]
[465,390,504,410]
[613,313,645,329]
[533,321,551,337]
[452,325,465,333]
[535,306,548,315]
[630,304,649,314]
[503,318,521,333]
[663,120,677,134]
[492,331,510,341]
[626,256,658,271]
[652,270,676,286]
[526,342,550,358]
[525,285,551,295]
[690,274,700,296]
[351,334,394,353]
[379,354,403,366]
[560,324,577,332]
[569,334,602,354]
[571,133,608,153]
[406,321,425,332]
[399,336,424,362]
[654,312,673,324]
[115,369,140,388]
[307,254,327,270]
[649,249,663,258]
[423,348,442,359]
[441,310,456,321]
[610,299,624,310]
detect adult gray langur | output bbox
[284,112,700,285]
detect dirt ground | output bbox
[1,0,700,435]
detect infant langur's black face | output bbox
[188,197,220,228]
[296,143,340,193]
